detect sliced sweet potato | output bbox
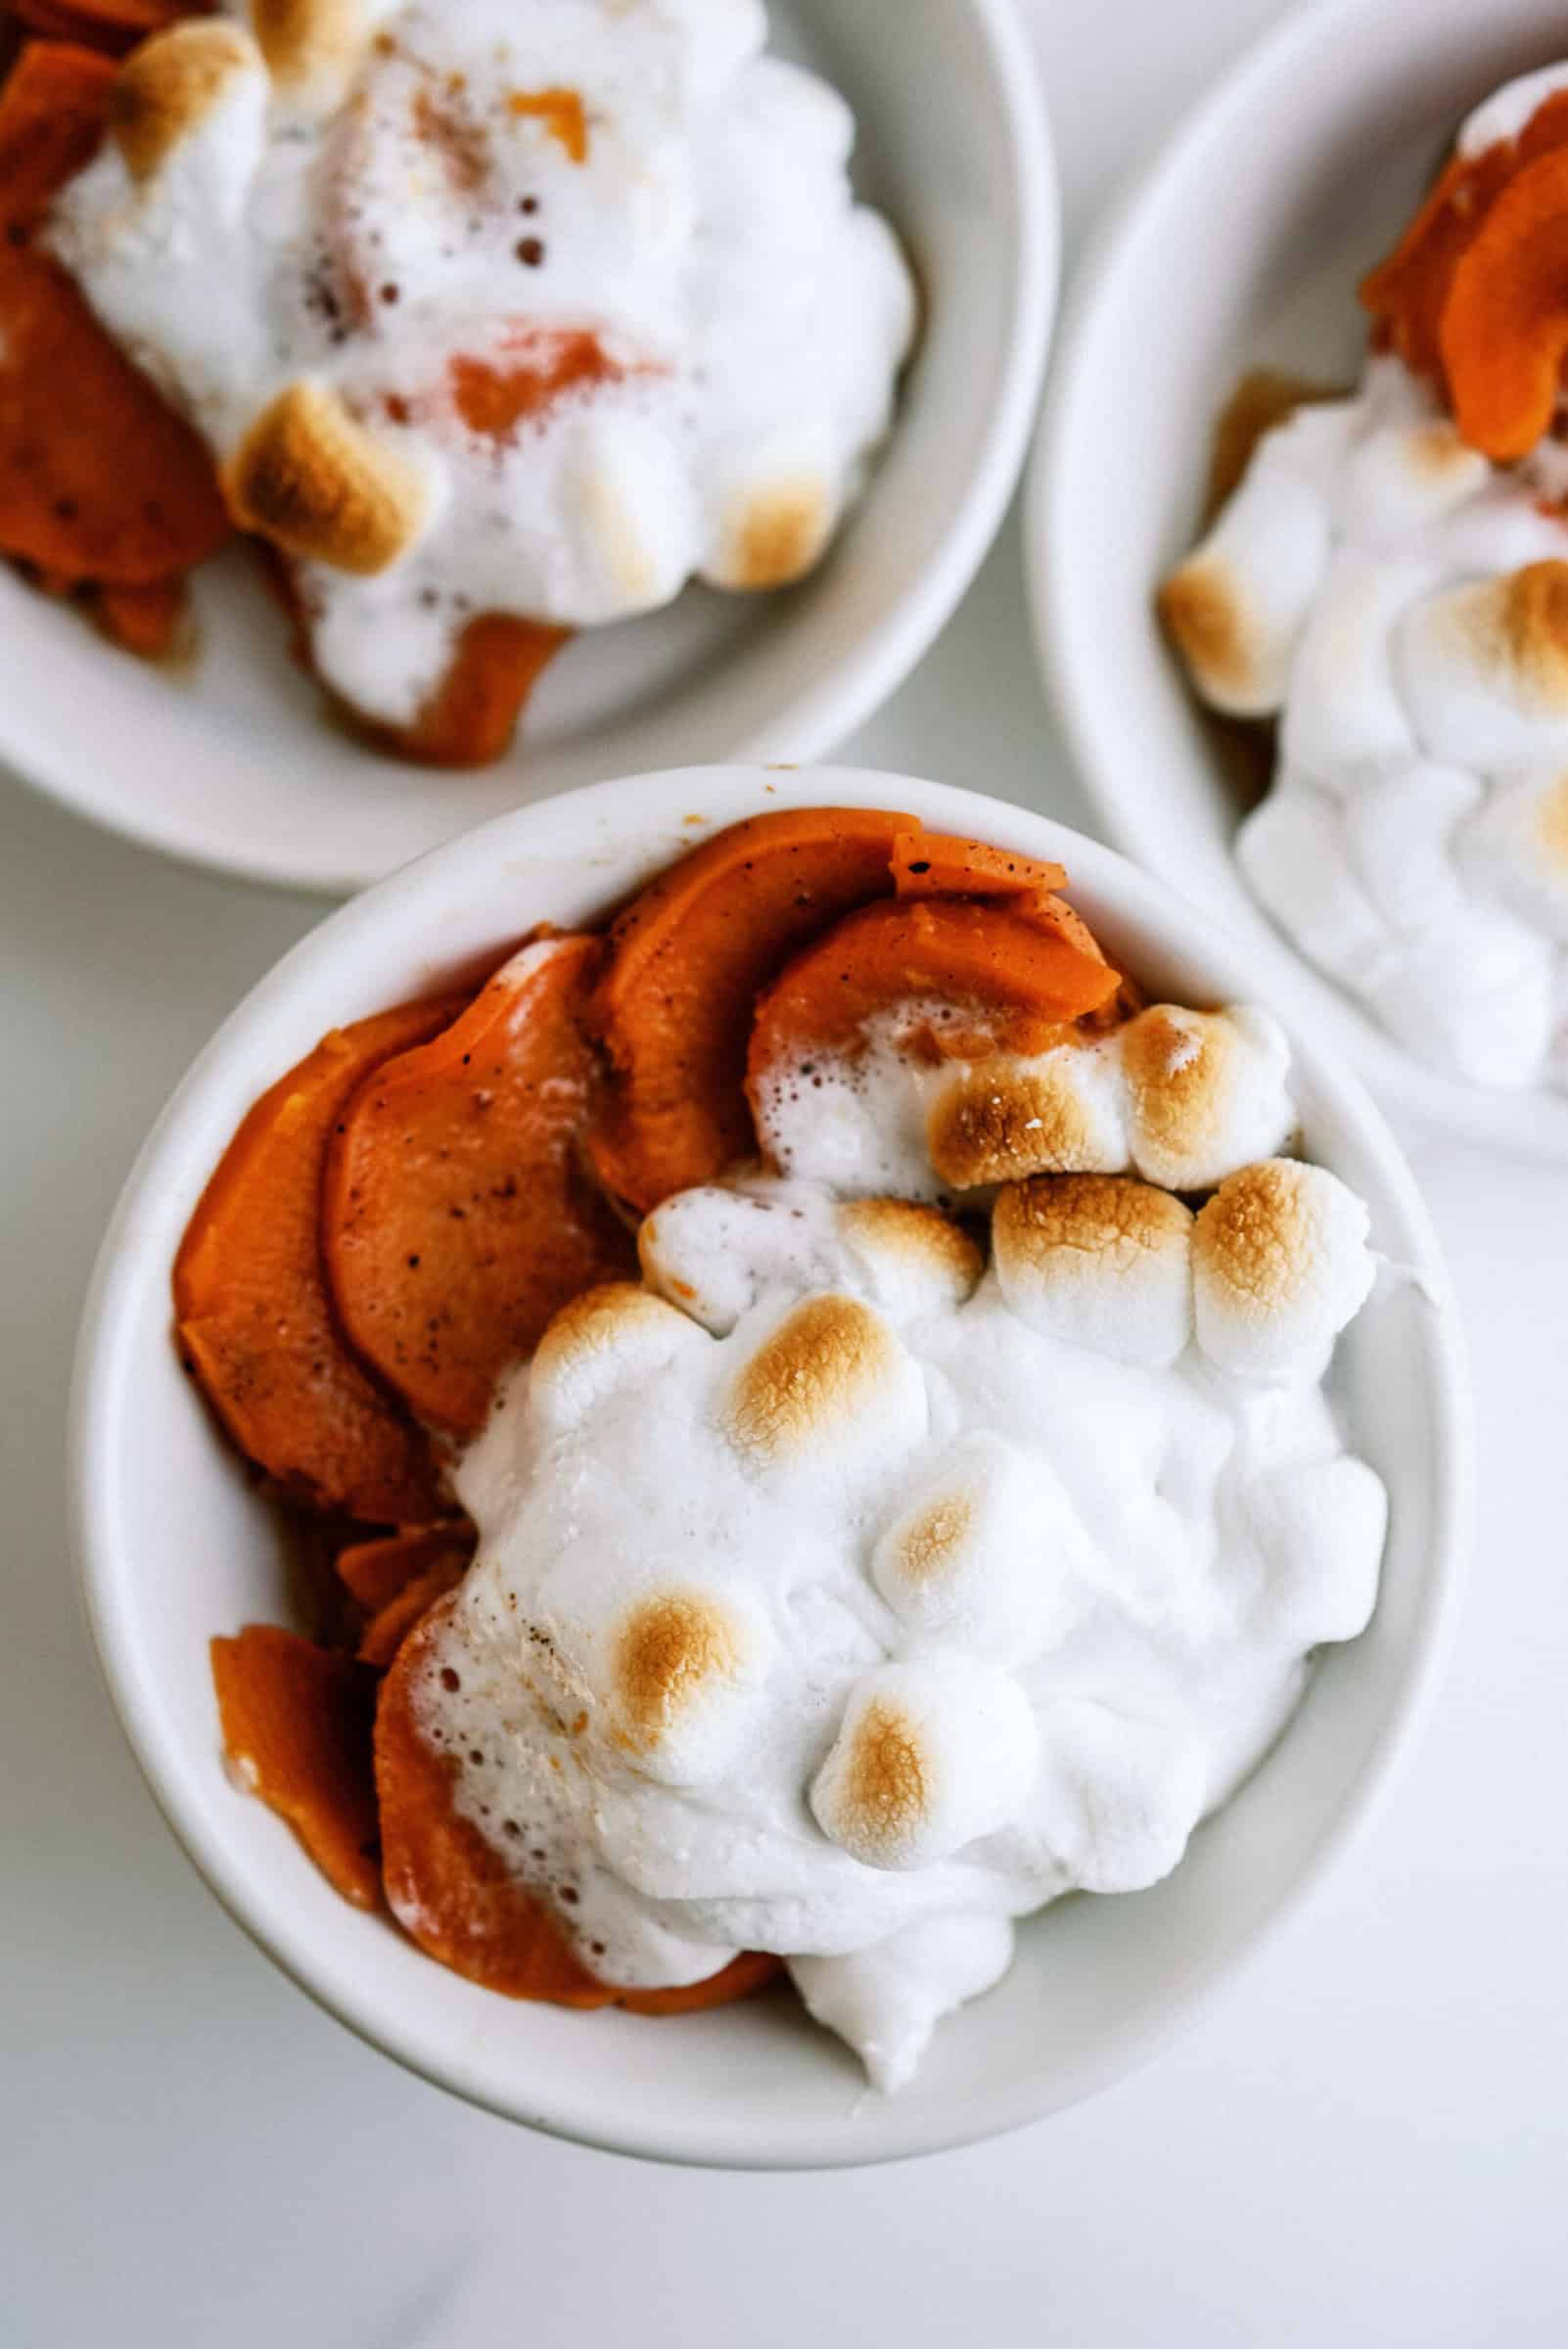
[175,997,468,1523]
[7,0,203,56]
[377,1595,779,2011]
[589,806,914,1209]
[323,936,636,1439]
[1440,145,1568,460]
[747,894,1123,1098]
[1360,88,1568,403]
[0,38,115,233]
[359,612,571,768]
[211,1625,382,1910]
[357,1555,469,1669]
[337,1522,476,1614]
[93,573,187,657]
[892,828,1066,902]
[0,249,231,580]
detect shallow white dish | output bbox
[1029,0,1568,1161]
[69,761,1471,2169]
[0,0,1054,898]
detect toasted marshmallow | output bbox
[809,1658,1038,1870]
[638,1180,979,1336]
[1028,1699,1208,1895]
[528,1281,710,1436]
[992,1174,1194,1369]
[223,380,430,575]
[250,0,392,99]
[789,1914,1015,2094]
[1192,1159,1375,1384]
[1456,768,1568,944]
[707,470,833,589]
[870,1432,1083,1665]
[1158,403,1349,714]
[1338,417,1489,543]
[112,22,264,182]
[926,1042,1130,1187]
[1238,1453,1387,1648]
[723,1292,927,1469]
[1119,1004,1296,1191]
[609,1586,764,1785]
[1341,761,1483,932]
[1397,563,1568,771]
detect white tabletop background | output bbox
[5,2,1565,2340]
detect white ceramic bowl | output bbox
[70,762,1471,2168]
[2,0,1054,898]
[1029,0,1568,1162]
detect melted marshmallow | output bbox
[50,0,914,725]
[423,1112,1384,2092]
[1166,253,1568,1092]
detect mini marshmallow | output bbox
[637,1181,980,1335]
[1338,418,1489,544]
[112,21,264,182]
[1192,1159,1376,1385]
[1028,1699,1208,1895]
[1158,403,1349,714]
[223,380,431,576]
[1236,781,1393,981]
[926,1042,1130,1187]
[608,1585,766,1786]
[789,1914,1015,2094]
[529,1281,711,1437]
[751,1022,944,1199]
[1456,768,1568,944]
[1365,903,1556,1089]
[1396,563,1568,772]
[1119,1003,1296,1192]
[809,1657,1038,1870]
[992,1174,1194,1369]
[1280,548,1431,786]
[1238,1453,1387,1648]
[871,1432,1083,1665]
[1341,761,1483,934]
[722,1292,927,1469]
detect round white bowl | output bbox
[69,762,1471,2168]
[2,0,1054,898]
[1029,0,1568,1162]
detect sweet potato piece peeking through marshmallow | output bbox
[211,1625,382,1910]
[174,997,466,1523]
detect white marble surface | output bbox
[4,2,1566,2340]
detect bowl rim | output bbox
[1024,0,1568,1164]
[68,761,1474,2169]
[1,0,1058,899]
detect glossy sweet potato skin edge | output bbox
[174,997,469,1523]
[589,806,917,1209]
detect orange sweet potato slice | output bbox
[1440,144,1568,460]
[211,1625,382,1910]
[323,936,636,1440]
[892,828,1066,902]
[377,1595,779,2011]
[0,249,231,580]
[747,894,1123,1096]
[175,997,468,1523]
[1360,89,1568,402]
[360,612,571,768]
[337,1522,476,1614]
[357,1555,469,1669]
[93,573,187,657]
[7,0,202,55]
[590,806,914,1210]
[0,38,115,231]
